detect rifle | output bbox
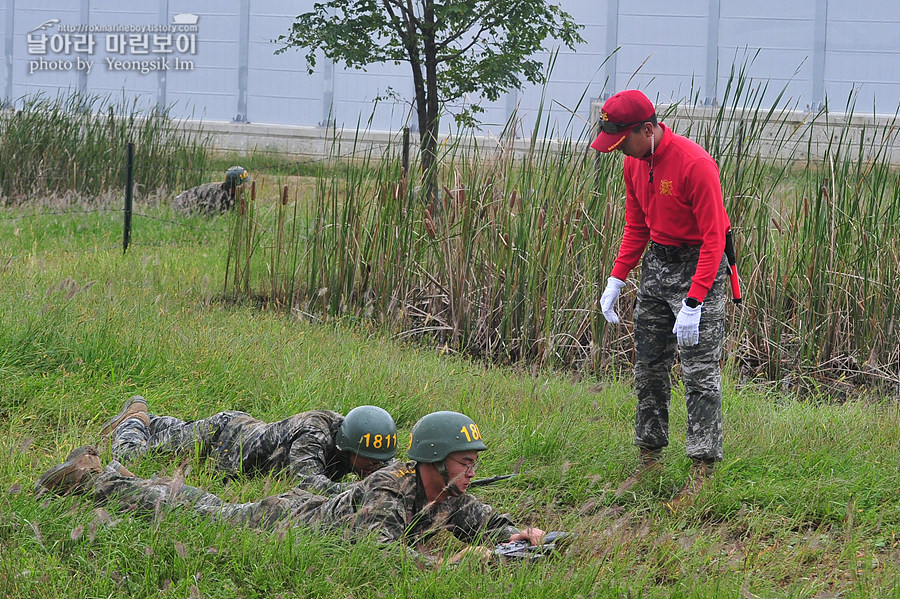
[469,473,519,487]
[493,531,571,562]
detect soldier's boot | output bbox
[34,445,102,496]
[100,395,150,439]
[615,448,663,497]
[666,458,715,512]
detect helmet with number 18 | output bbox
[407,411,487,463]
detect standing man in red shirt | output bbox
[592,90,731,508]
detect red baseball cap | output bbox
[590,90,656,153]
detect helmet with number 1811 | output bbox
[335,405,398,461]
[406,411,487,463]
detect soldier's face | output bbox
[349,454,386,477]
[444,450,479,493]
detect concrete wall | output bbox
[192,119,400,161]
[174,101,900,167]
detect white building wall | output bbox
[2,0,899,139]
[716,0,817,108]
[824,1,900,113]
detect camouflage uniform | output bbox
[633,243,728,460]
[91,460,519,559]
[172,182,234,216]
[111,410,356,494]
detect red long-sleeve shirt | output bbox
[610,123,731,302]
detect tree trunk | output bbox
[420,0,440,213]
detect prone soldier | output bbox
[37,411,546,567]
[172,165,249,216]
[100,396,396,494]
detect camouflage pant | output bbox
[93,462,329,530]
[632,245,728,461]
[111,410,257,466]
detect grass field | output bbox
[2,197,900,598]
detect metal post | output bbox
[234,0,250,122]
[603,0,619,96]
[4,0,15,106]
[322,59,334,127]
[156,0,170,113]
[78,0,90,96]
[505,90,518,138]
[123,142,134,253]
[811,0,828,110]
[704,0,721,105]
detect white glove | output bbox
[673,299,702,347]
[600,277,626,324]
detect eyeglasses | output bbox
[599,119,649,134]
[446,456,479,474]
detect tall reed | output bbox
[285,97,628,371]
[670,59,900,391]
[0,92,211,203]
[224,68,900,392]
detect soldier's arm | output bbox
[287,427,347,495]
[347,483,409,544]
[445,495,521,545]
[355,486,444,568]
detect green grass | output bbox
[209,151,354,179]
[2,202,900,598]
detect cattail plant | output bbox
[669,54,900,392]
[224,181,260,298]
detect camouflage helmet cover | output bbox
[335,405,398,461]
[406,411,487,463]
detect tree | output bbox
[278,0,584,203]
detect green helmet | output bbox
[335,405,398,461]
[407,411,487,463]
[224,165,249,189]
